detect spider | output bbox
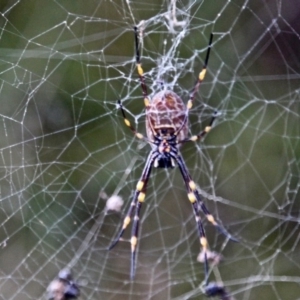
[109,27,236,284]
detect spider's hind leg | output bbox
[109,151,157,279]
[175,153,237,285]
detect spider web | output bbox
[0,0,299,299]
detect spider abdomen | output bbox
[146,90,188,142]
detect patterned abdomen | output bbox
[146,90,188,143]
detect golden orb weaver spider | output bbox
[109,27,237,284]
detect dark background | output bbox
[0,0,299,299]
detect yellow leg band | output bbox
[199,68,207,81]
[135,132,144,139]
[131,236,137,250]
[138,192,145,202]
[137,64,144,76]
[205,126,211,133]
[200,237,208,249]
[189,180,197,191]
[124,119,131,127]
[136,180,144,191]
[207,214,217,226]
[144,98,150,107]
[123,216,131,229]
[188,192,196,203]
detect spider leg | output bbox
[174,153,209,284]
[178,110,218,144]
[174,34,214,138]
[134,26,150,108]
[118,99,153,144]
[188,33,213,108]
[176,154,237,241]
[130,196,143,279]
[109,151,158,279]
[175,153,237,285]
